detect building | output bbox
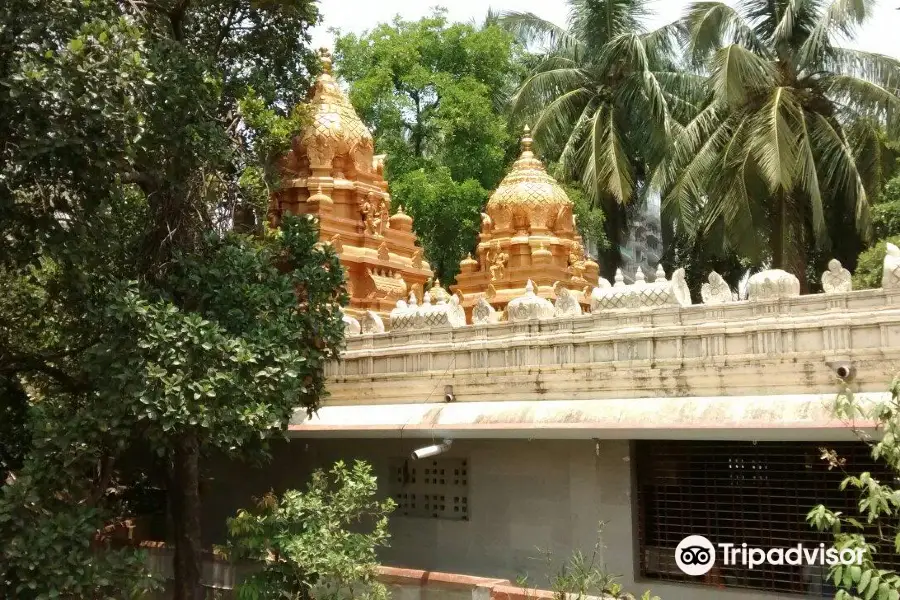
[266,49,432,326]
[204,50,900,600]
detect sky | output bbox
[310,0,900,57]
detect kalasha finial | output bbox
[520,124,533,153]
[318,47,333,74]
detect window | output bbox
[390,458,468,520]
[635,440,900,595]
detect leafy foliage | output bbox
[655,0,900,288]
[334,10,524,284]
[391,167,487,284]
[500,1,690,273]
[853,236,900,291]
[808,378,900,600]
[227,461,394,600]
[0,1,342,598]
[516,524,659,600]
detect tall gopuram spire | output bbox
[267,48,433,326]
[453,125,599,320]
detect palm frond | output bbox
[709,43,778,106]
[808,112,871,236]
[585,105,634,205]
[497,11,583,55]
[749,87,803,191]
[683,1,769,65]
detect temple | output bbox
[453,126,599,319]
[267,49,432,325]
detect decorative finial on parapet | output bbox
[520,124,533,153]
[655,264,666,281]
[635,267,645,285]
[318,47,333,74]
[614,268,625,287]
[525,279,535,295]
[409,290,418,306]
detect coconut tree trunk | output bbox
[171,431,203,600]
[771,191,786,270]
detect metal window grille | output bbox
[635,440,900,595]
[390,458,468,520]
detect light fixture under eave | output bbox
[410,439,452,461]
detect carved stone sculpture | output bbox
[591,267,692,312]
[377,242,390,262]
[747,269,801,301]
[568,242,587,281]
[341,310,360,336]
[390,289,465,331]
[655,264,667,282]
[822,259,852,293]
[330,234,343,254]
[553,281,582,318]
[360,310,385,334]
[883,243,900,290]
[480,212,494,236]
[507,280,555,322]
[366,268,407,301]
[411,249,423,270]
[472,297,499,325]
[701,271,734,305]
[488,242,509,282]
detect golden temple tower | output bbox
[453,126,599,319]
[268,49,433,324]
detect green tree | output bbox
[655,0,900,290]
[808,377,900,600]
[0,1,345,599]
[227,461,394,600]
[334,9,524,284]
[500,0,691,275]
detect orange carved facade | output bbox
[453,126,599,319]
[267,49,432,322]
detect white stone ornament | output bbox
[701,271,734,305]
[883,243,900,290]
[553,282,582,318]
[506,280,555,322]
[634,267,646,285]
[360,310,385,334]
[591,267,692,312]
[472,297,499,325]
[341,310,361,336]
[747,269,800,301]
[822,259,852,293]
[655,264,667,282]
[389,289,465,331]
[389,298,416,330]
[613,269,625,287]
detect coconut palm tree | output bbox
[654,0,900,286]
[499,0,699,274]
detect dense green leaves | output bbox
[500,1,688,273]
[655,0,900,287]
[227,460,394,600]
[808,379,900,600]
[0,1,338,597]
[334,10,523,284]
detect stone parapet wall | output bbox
[325,289,900,406]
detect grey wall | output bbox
[203,438,800,600]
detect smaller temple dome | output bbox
[389,205,414,232]
[486,125,572,233]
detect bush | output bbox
[226,460,395,600]
[852,235,900,290]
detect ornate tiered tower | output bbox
[453,126,599,319]
[268,49,432,324]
